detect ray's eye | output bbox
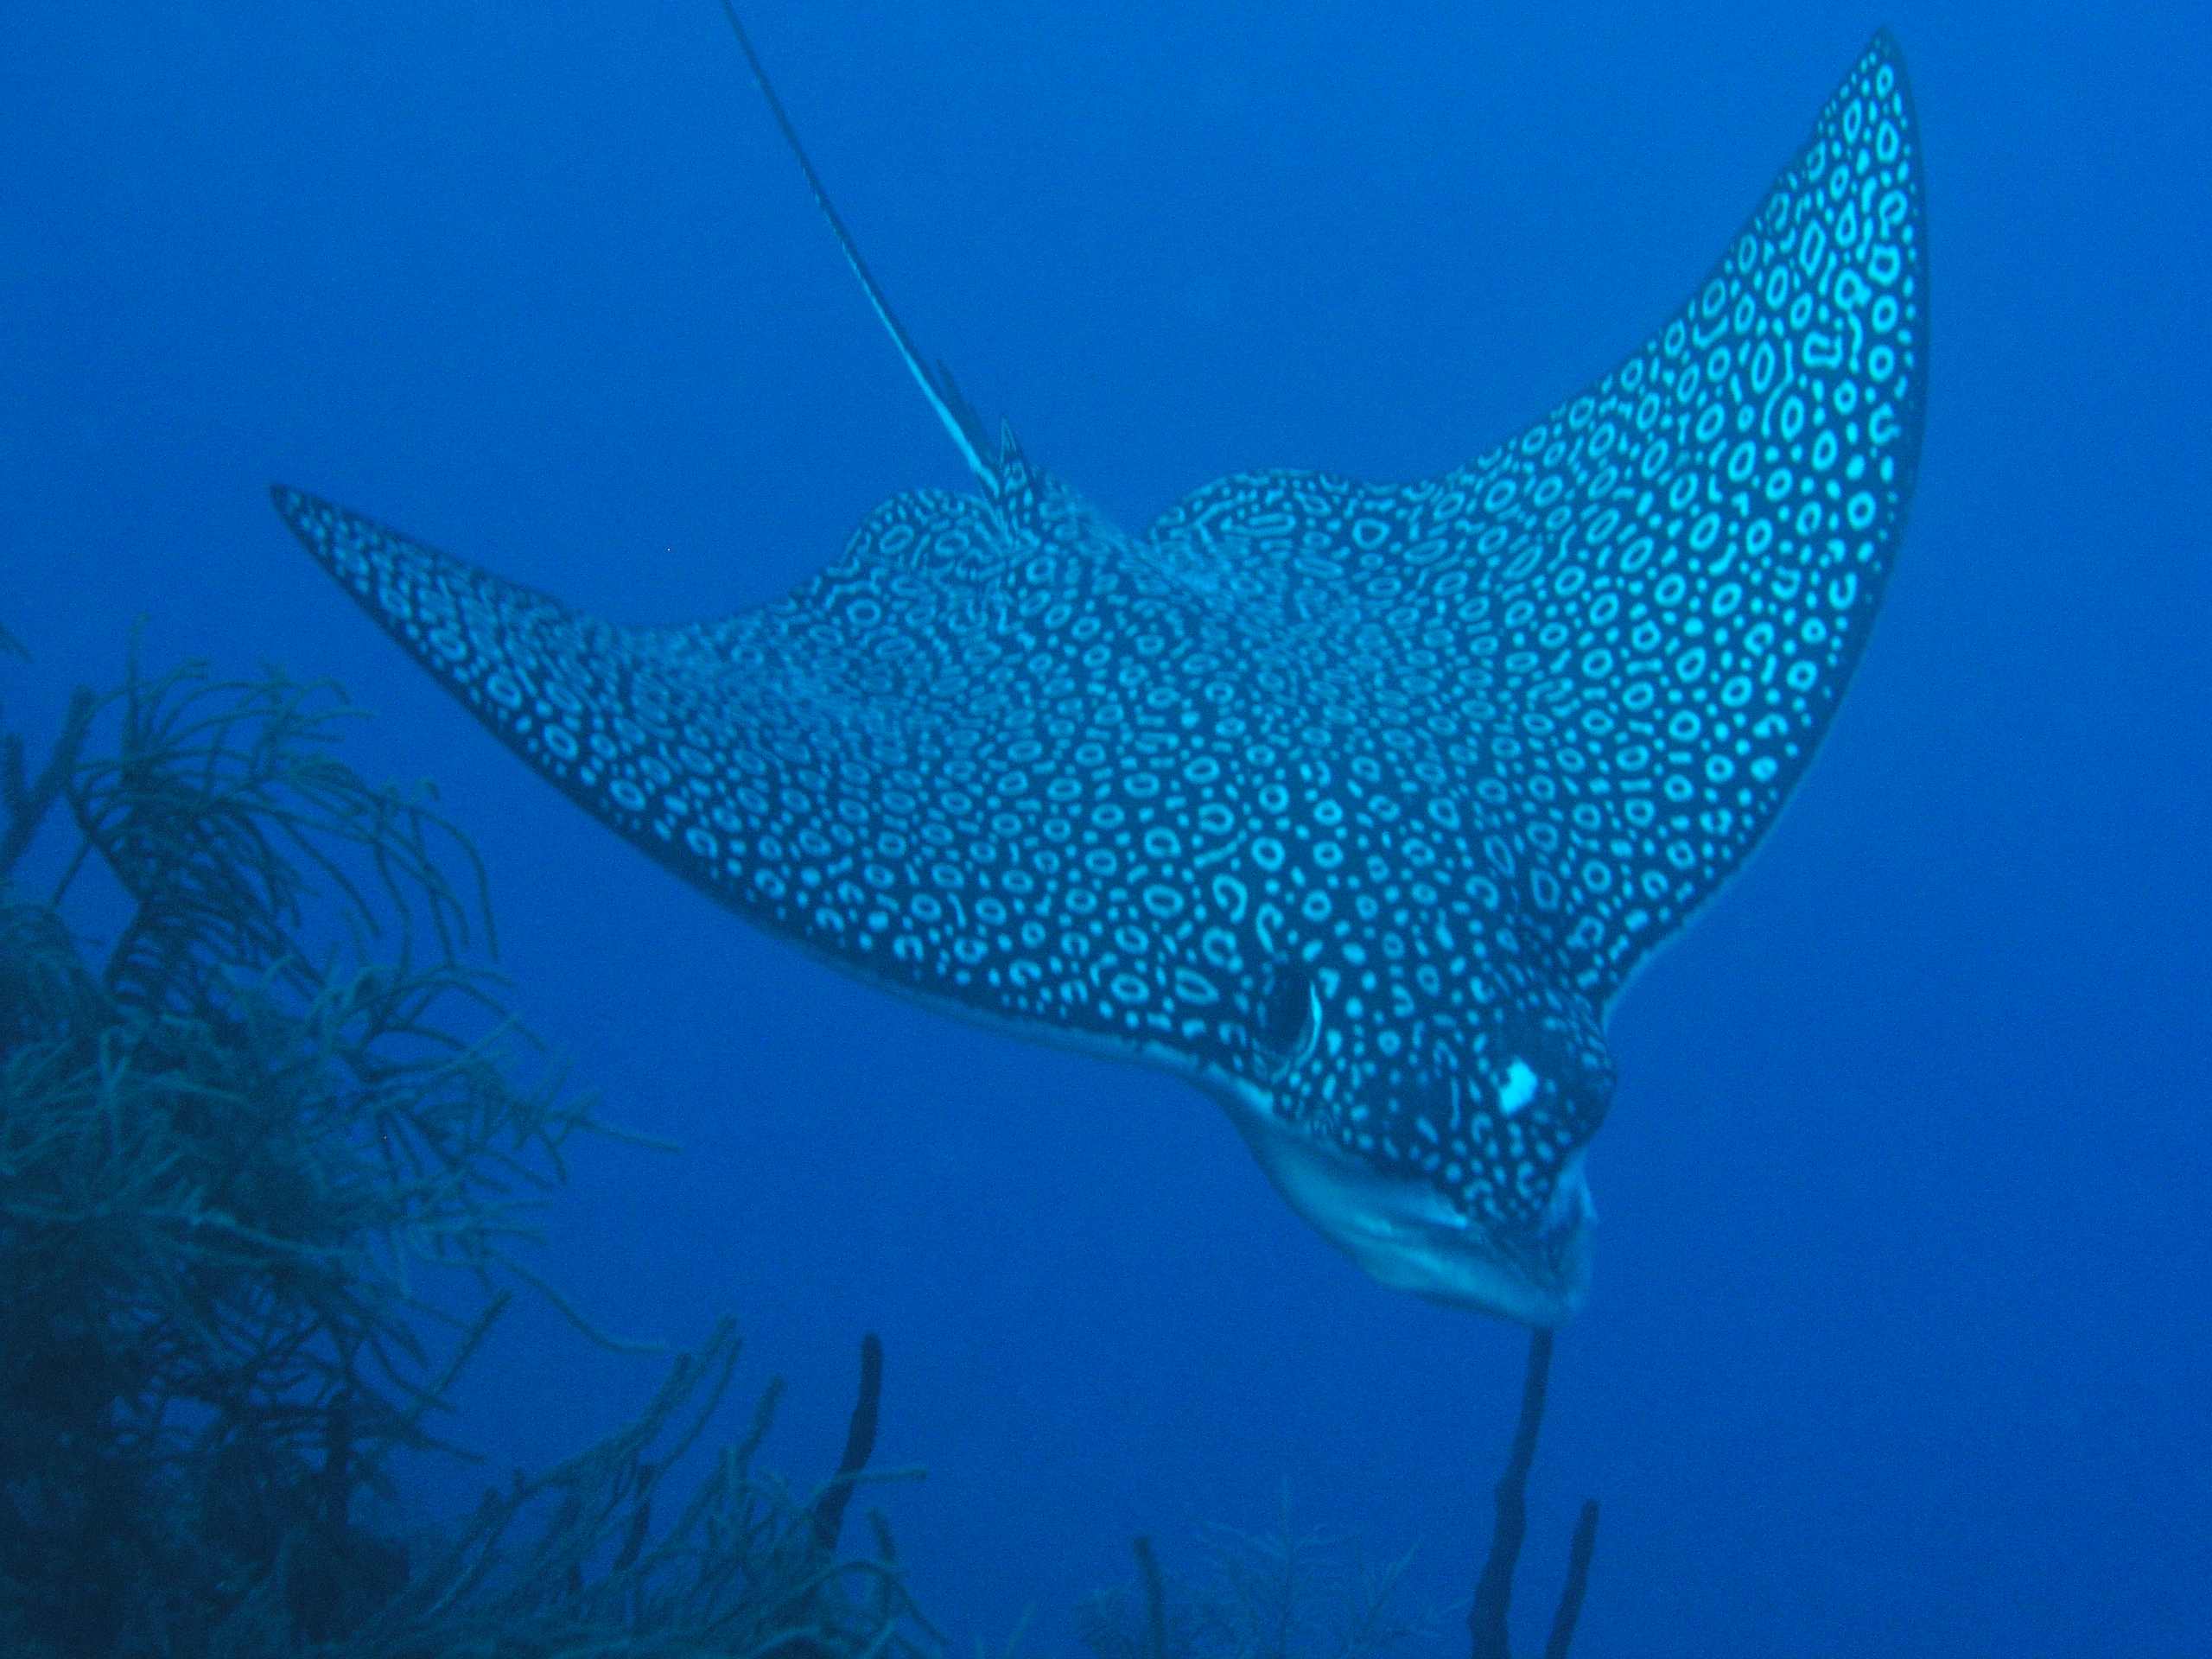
[1253,956,1319,1076]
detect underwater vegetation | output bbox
[0,625,1590,1656]
[0,632,924,1657]
[1078,1332,1592,1659]
[1076,1501,1433,1659]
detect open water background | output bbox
[6,3,2207,1653]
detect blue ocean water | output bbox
[6,2,2207,1653]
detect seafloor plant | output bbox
[1075,1497,1435,1659]
[1077,1361,1595,1659]
[0,635,923,1657]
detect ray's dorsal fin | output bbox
[716,2,995,486]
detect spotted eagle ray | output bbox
[273,21,1926,1325]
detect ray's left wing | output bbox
[270,480,1222,1060]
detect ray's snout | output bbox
[1223,1077,1599,1327]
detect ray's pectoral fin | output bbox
[1148,29,1928,1010]
[1537,29,1929,1004]
[268,481,1007,969]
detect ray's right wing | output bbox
[1148,30,1928,1007]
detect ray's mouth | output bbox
[1219,1074,1599,1325]
[1537,1154,1598,1244]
